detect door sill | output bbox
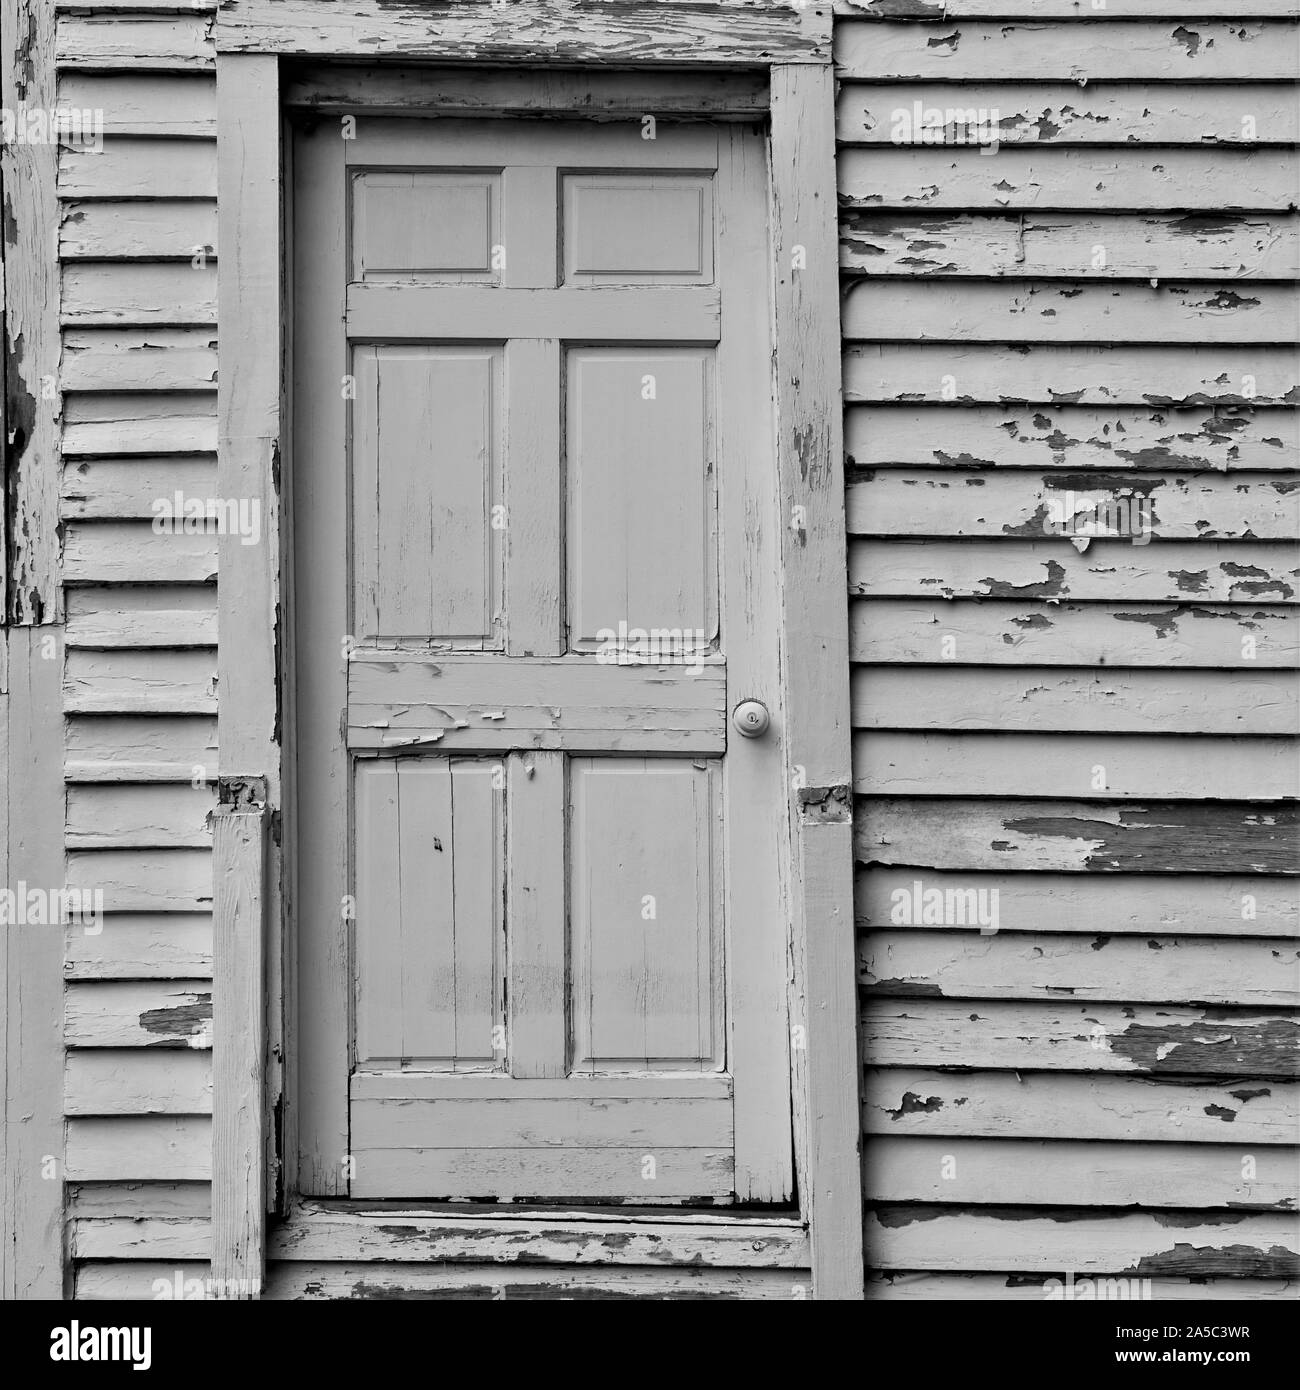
[270,1199,809,1269]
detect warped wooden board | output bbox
[64,1117,211,1182]
[58,139,216,199]
[67,848,212,913]
[849,538,1300,603]
[64,523,217,585]
[66,981,212,1049]
[271,1209,808,1267]
[842,211,1300,280]
[65,1049,212,1115]
[866,1272,1298,1300]
[65,713,218,781]
[75,1261,810,1300]
[60,201,217,261]
[57,72,216,135]
[837,84,1300,145]
[850,599,1300,669]
[861,1000,1300,1075]
[847,470,1300,540]
[64,650,217,717]
[851,667,1299,735]
[843,286,1300,348]
[862,1068,1300,1144]
[66,783,214,849]
[62,262,217,327]
[859,931,1300,1007]
[65,914,213,981]
[61,331,218,392]
[845,405,1298,470]
[56,15,215,69]
[866,1207,1299,1276]
[856,798,1299,873]
[835,20,1299,81]
[857,869,1299,936]
[866,1137,1299,1209]
[837,147,1300,213]
[855,732,1300,799]
[63,458,221,520]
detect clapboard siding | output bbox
[53,30,221,1295]
[838,6,1300,1298]
[48,3,1299,1299]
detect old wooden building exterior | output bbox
[1,0,1297,1301]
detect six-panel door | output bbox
[294,116,792,1202]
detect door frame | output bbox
[214,0,863,1299]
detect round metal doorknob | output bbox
[732,700,771,739]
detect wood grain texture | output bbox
[65,1117,211,1182]
[857,798,1299,873]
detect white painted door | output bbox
[294,115,792,1203]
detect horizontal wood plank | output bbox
[863,1068,1300,1144]
[856,798,1299,873]
[67,848,212,912]
[58,139,216,199]
[835,20,1300,81]
[65,1049,212,1114]
[851,667,1299,734]
[62,332,218,392]
[65,648,217,715]
[842,211,1299,280]
[57,15,215,70]
[849,538,1300,603]
[862,999,1300,1075]
[855,733,1300,798]
[60,201,217,260]
[859,931,1300,1006]
[66,980,213,1048]
[62,263,217,327]
[64,523,217,585]
[837,147,1300,213]
[66,782,214,848]
[65,914,213,979]
[65,1117,211,1181]
[57,73,216,135]
[865,1272,1297,1300]
[866,1137,1298,1209]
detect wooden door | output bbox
[293,114,792,1203]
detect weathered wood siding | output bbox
[837,2,1300,1299]
[55,2,220,1291]
[49,0,1298,1297]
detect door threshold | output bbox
[270,1199,809,1269]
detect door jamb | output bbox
[215,3,863,1300]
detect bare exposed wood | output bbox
[837,83,1300,146]
[838,147,1300,213]
[867,1207,1299,1277]
[856,870,1299,936]
[842,211,1299,280]
[860,931,1300,1006]
[66,980,213,1048]
[849,538,1300,603]
[863,1069,1300,1144]
[856,732,1300,799]
[851,668,1299,735]
[862,1000,1300,1076]
[214,0,830,63]
[271,1205,809,1267]
[3,0,63,622]
[835,1,1300,16]
[851,599,1300,669]
[836,20,1300,81]
[857,798,1299,874]
[867,1137,1298,1209]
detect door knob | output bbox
[732,700,771,739]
